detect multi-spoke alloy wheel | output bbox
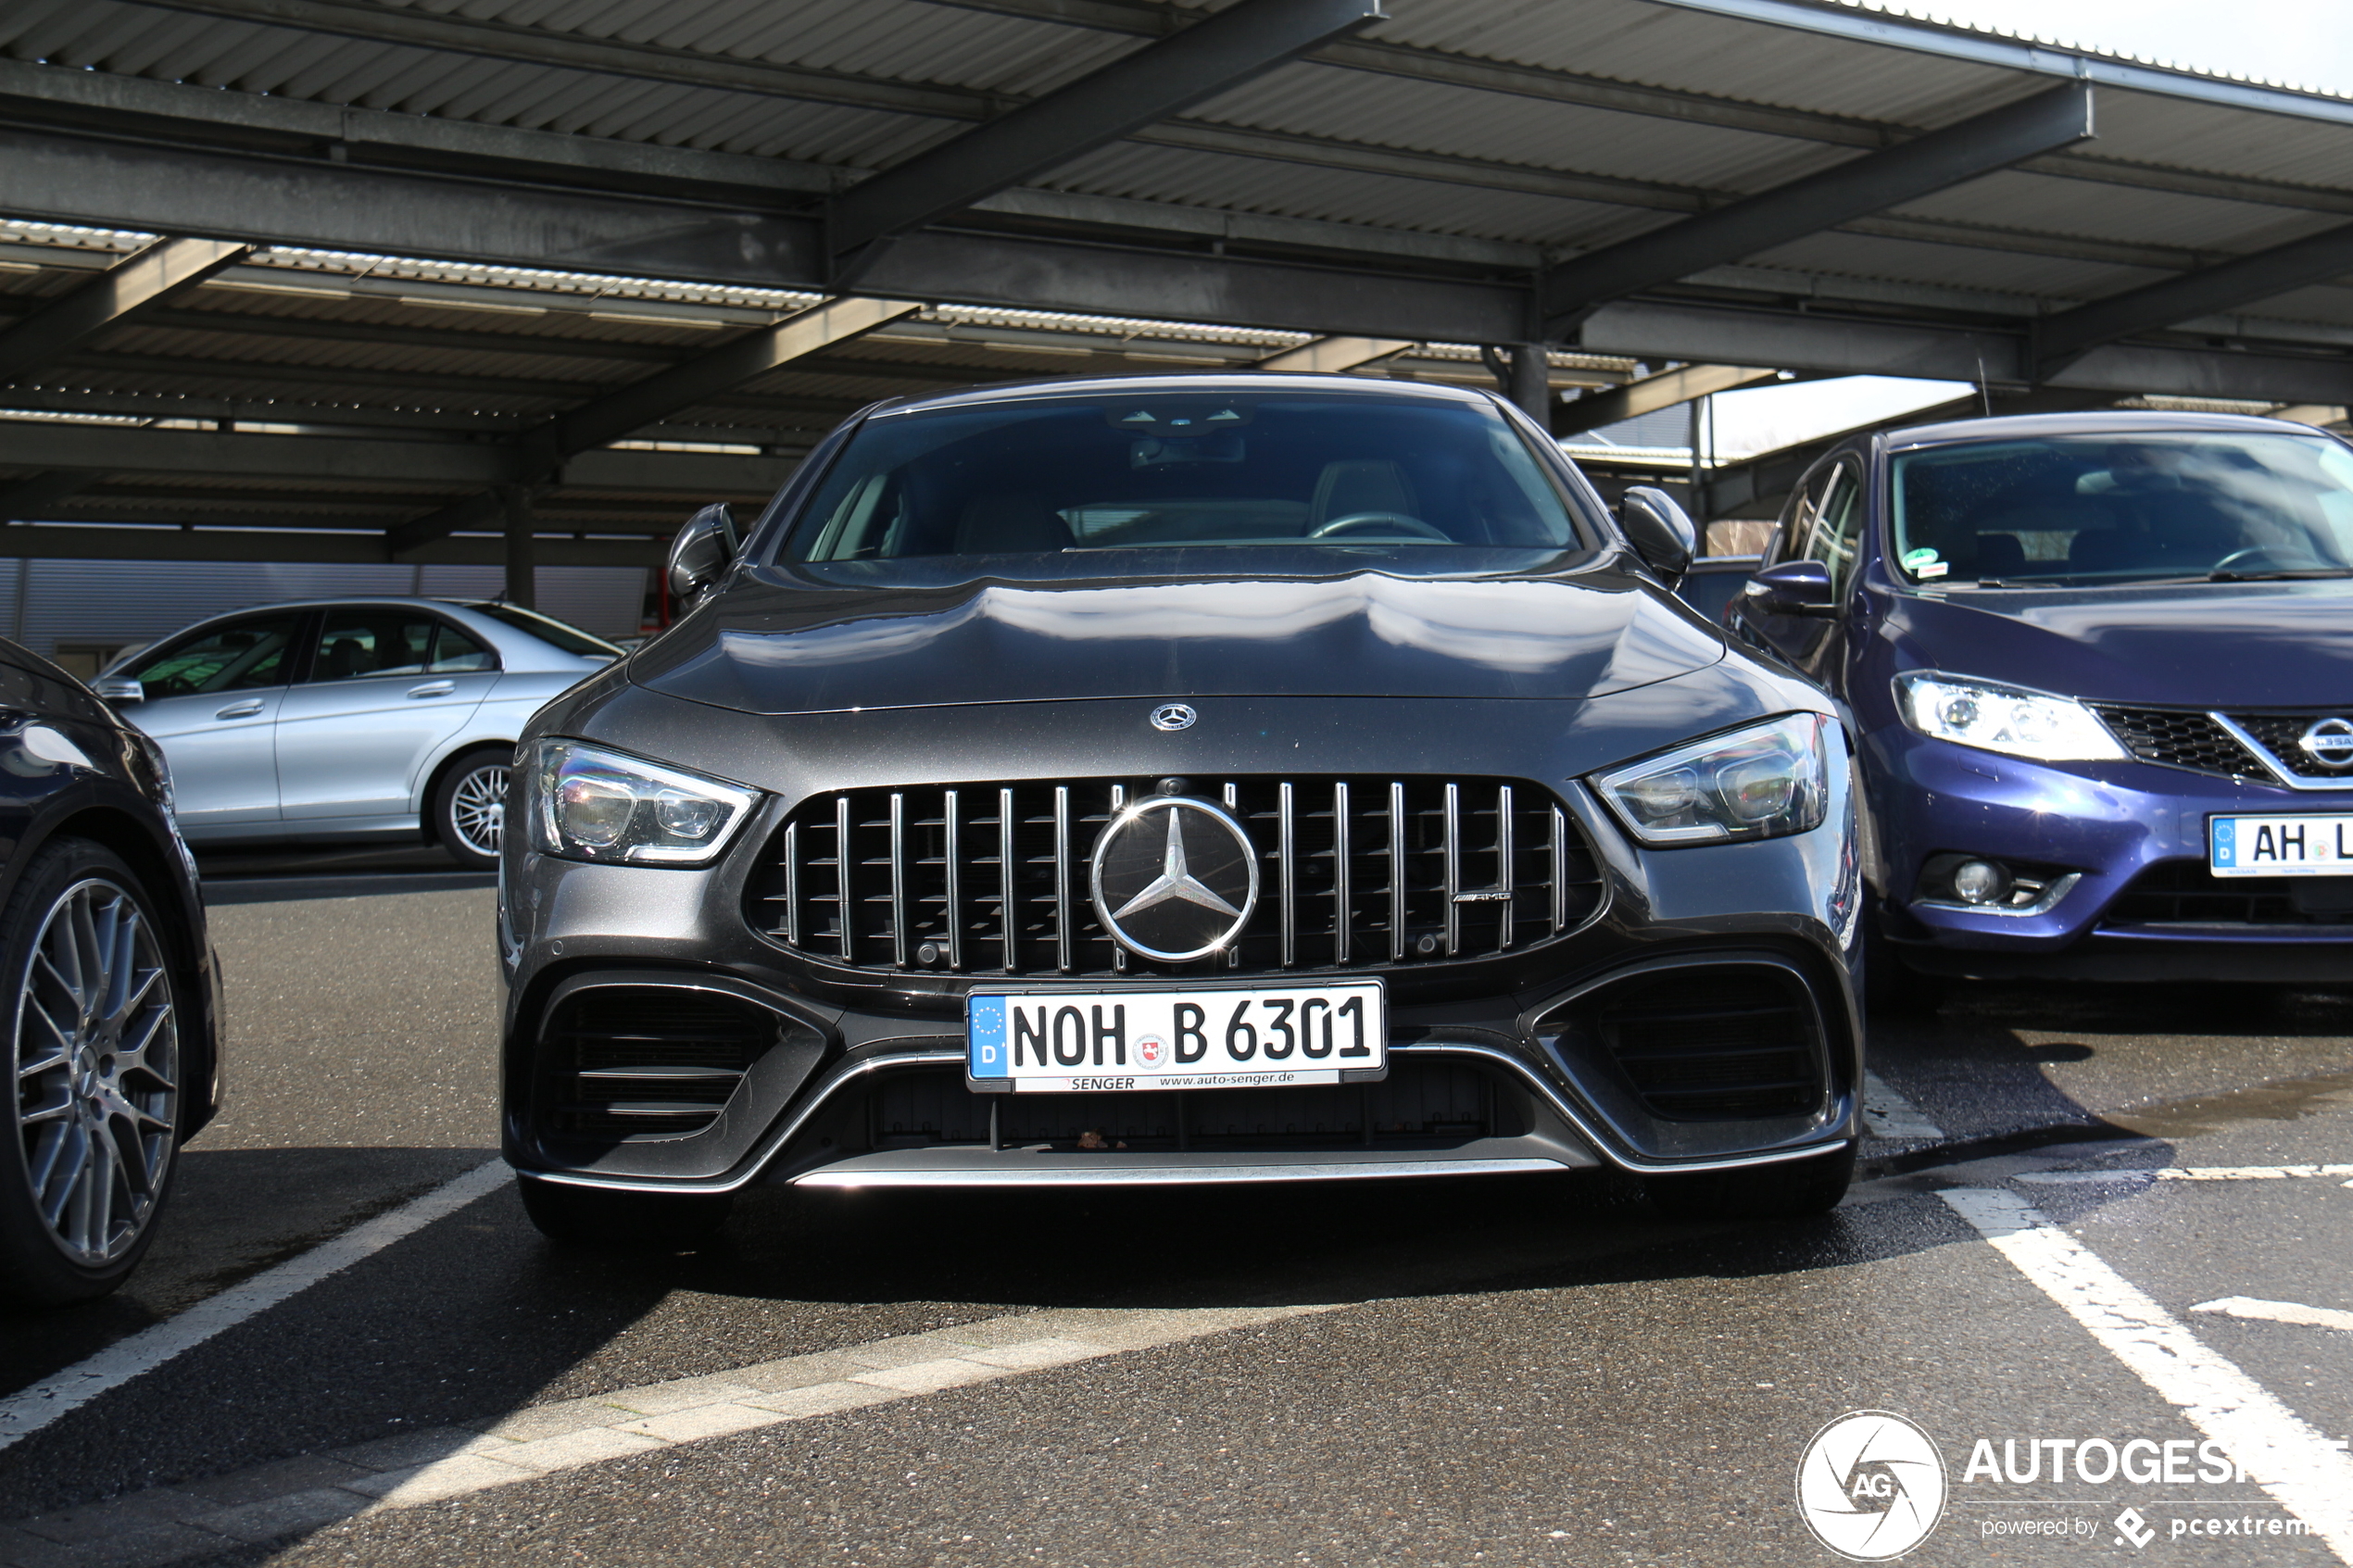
[434,747,512,871]
[6,857,180,1298]
[451,764,509,858]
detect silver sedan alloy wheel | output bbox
[12,876,180,1266]
[449,762,510,859]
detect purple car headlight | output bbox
[1894,671,2126,763]
[1592,713,1832,846]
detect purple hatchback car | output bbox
[1726,410,2353,1004]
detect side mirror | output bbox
[92,677,145,704]
[1618,485,1696,589]
[1739,559,1840,618]
[667,503,741,609]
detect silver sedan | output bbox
[95,598,618,869]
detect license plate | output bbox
[966,982,1386,1092]
[2209,814,2353,877]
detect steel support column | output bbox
[500,485,535,609]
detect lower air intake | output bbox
[1593,969,1823,1122]
[541,987,781,1140]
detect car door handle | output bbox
[407,681,457,698]
[214,699,266,720]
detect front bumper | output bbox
[1870,729,2353,980]
[498,689,1863,1191]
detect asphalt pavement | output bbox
[2,859,2348,1567]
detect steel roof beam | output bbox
[1554,364,1781,436]
[2033,221,2353,375]
[0,235,251,383]
[0,472,94,523]
[1255,337,1417,372]
[545,296,925,458]
[1540,83,2096,333]
[825,0,1384,264]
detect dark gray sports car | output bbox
[497,375,1863,1242]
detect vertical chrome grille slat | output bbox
[834,795,853,963]
[1496,784,1515,952]
[888,791,907,968]
[764,775,1598,976]
[1053,784,1073,974]
[1387,782,1406,962]
[998,785,1016,974]
[1442,782,1461,958]
[1550,805,1568,935]
[943,789,962,972]
[782,822,800,947]
[1331,782,1351,967]
[1277,781,1296,968]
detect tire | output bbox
[1864,896,1947,1016]
[1642,1142,1856,1222]
[517,1174,734,1248]
[432,746,512,872]
[1,840,184,1307]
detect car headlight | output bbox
[1894,671,2126,762]
[527,739,760,866]
[1592,713,1831,846]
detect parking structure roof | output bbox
[1,0,2349,565]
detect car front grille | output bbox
[2102,861,2353,928]
[541,988,783,1139]
[864,1058,1508,1149]
[1593,970,1823,1122]
[2221,712,2353,782]
[2090,706,2271,780]
[749,776,1604,978]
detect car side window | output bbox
[129,614,302,696]
[428,622,497,673]
[1802,461,1865,596]
[1767,467,1832,569]
[306,611,443,683]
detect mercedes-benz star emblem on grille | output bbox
[1089,797,1258,962]
[2299,717,2353,768]
[1149,703,1198,732]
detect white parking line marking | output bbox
[2018,1164,2353,1185]
[2192,1298,2353,1335]
[0,1305,1337,1567]
[1942,1188,2353,1562]
[0,1160,510,1454]
[1861,1070,1944,1140]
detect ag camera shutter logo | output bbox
[1795,1411,1948,1560]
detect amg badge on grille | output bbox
[1088,797,1258,962]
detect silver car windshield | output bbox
[1892,432,2353,586]
[775,392,1595,583]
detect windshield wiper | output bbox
[2208,567,2353,583]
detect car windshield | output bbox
[774,390,1593,583]
[1891,431,2353,587]
[465,603,622,658]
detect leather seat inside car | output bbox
[1309,459,1417,528]
[953,494,1074,554]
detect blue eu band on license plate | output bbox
[967,983,1386,1092]
[2209,814,2353,877]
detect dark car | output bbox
[1727,410,2353,1005]
[496,375,1863,1243]
[1,638,221,1306]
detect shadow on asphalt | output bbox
[196,845,495,906]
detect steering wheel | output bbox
[1305,511,1453,542]
[2210,545,2333,577]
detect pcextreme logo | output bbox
[1795,1411,1950,1561]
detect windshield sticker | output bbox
[1902,546,1949,580]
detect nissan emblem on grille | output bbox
[1149,703,1197,732]
[2298,717,2353,768]
[1088,796,1258,962]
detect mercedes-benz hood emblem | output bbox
[1089,796,1258,962]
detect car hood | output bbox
[1893,579,2353,707]
[631,569,1727,715]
